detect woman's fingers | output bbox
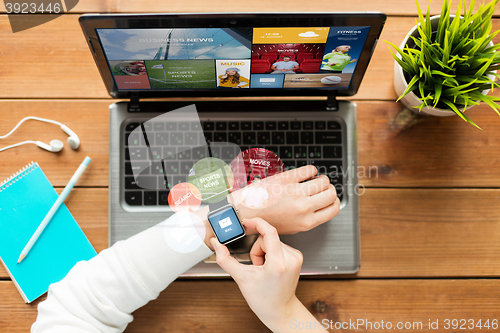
[308,184,337,211]
[243,218,284,265]
[312,196,341,226]
[211,238,245,280]
[301,175,331,196]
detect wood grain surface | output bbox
[1,3,500,332]
[1,100,500,188]
[1,188,498,279]
[0,15,499,100]
[1,279,498,332]
[2,0,500,16]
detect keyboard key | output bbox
[192,146,209,160]
[300,132,314,144]
[297,160,308,168]
[158,176,169,190]
[155,133,168,145]
[309,146,322,159]
[315,121,326,130]
[179,122,189,131]
[173,175,188,186]
[228,122,239,131]
[204,132,213,143]
[151,162,165,175]
[128,147,148,160]
[209,146,221,159]
[253,122,264,130]
[279,146,293,159]
[125,122,140,132]
[150,147,162,160]
[159,191,170,205]
[278,121,289,130]
[221,146,236,160]
[315,131,341,144]
[125,191,142,205]
[294,146,308,159]
[303,121,313,130]
[125,161,150,175]
[144,191,157,205]
[142,122,153,132]
[166,122,177,131]
[216,122,227,131]
[126,132,142,146]
[191,122,202,131]
[184,132,198,145]
[170,132,183,145]
[228,132,241,145]
[257,132,271,145]
[163,147,176,160]
[283,160,296,170]
[241,122,251,130]
[203,122,214,131]
[180,161,193,174]
[163,161,179,174]
[243,132,256,145]
[291,121,301,130]
[328,121,341,130]
[323,146,342,158]
[286,132,299,144]
[153,122,165,131]
[177,149,191,160]
[126,176,156,189]
[272,132,285,145]
[214,132,227,142]
[265,121,277,130]
[266,146,279,156]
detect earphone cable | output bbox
[0,141,37,152]
[0,117,62,139]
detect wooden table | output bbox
[1,1,499,332]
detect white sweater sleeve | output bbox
[31,218,214,333]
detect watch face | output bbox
[207,205,245,244]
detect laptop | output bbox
[79,13,386,275]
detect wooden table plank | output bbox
[2,0,499,16]
[1,188,499,279]
[2,100,500,188]
[1,279,498,332]
[1,15,499,100]
[0,0,109,13]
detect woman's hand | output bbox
[211,218,328,332]
[235,165,340,234]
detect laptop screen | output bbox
[95,27,370,91]
[80,13,386,98]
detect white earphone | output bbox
[0,117,80,153]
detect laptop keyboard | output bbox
[123,119,344,207]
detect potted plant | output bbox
[387,0,500,128]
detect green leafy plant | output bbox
[387,0,500,128]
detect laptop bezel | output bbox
[79,12,386,99]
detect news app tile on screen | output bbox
[144,60,217,89]
[97,28,252,61]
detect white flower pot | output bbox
[393,15,493,117]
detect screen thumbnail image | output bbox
[216,60,251,88]
[97,28,252,61]
[283,73,351,88]
[144,60,216,89]
[320,27,370,73]
[109,60,151,90]
[251,43,326,74]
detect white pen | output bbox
[17,156,91,264]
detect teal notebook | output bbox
[0,162,97,303]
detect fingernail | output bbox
[210,238,217,248]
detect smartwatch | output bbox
[207,199,245,245]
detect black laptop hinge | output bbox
[129,93,140,112]
[326,92,338,111]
